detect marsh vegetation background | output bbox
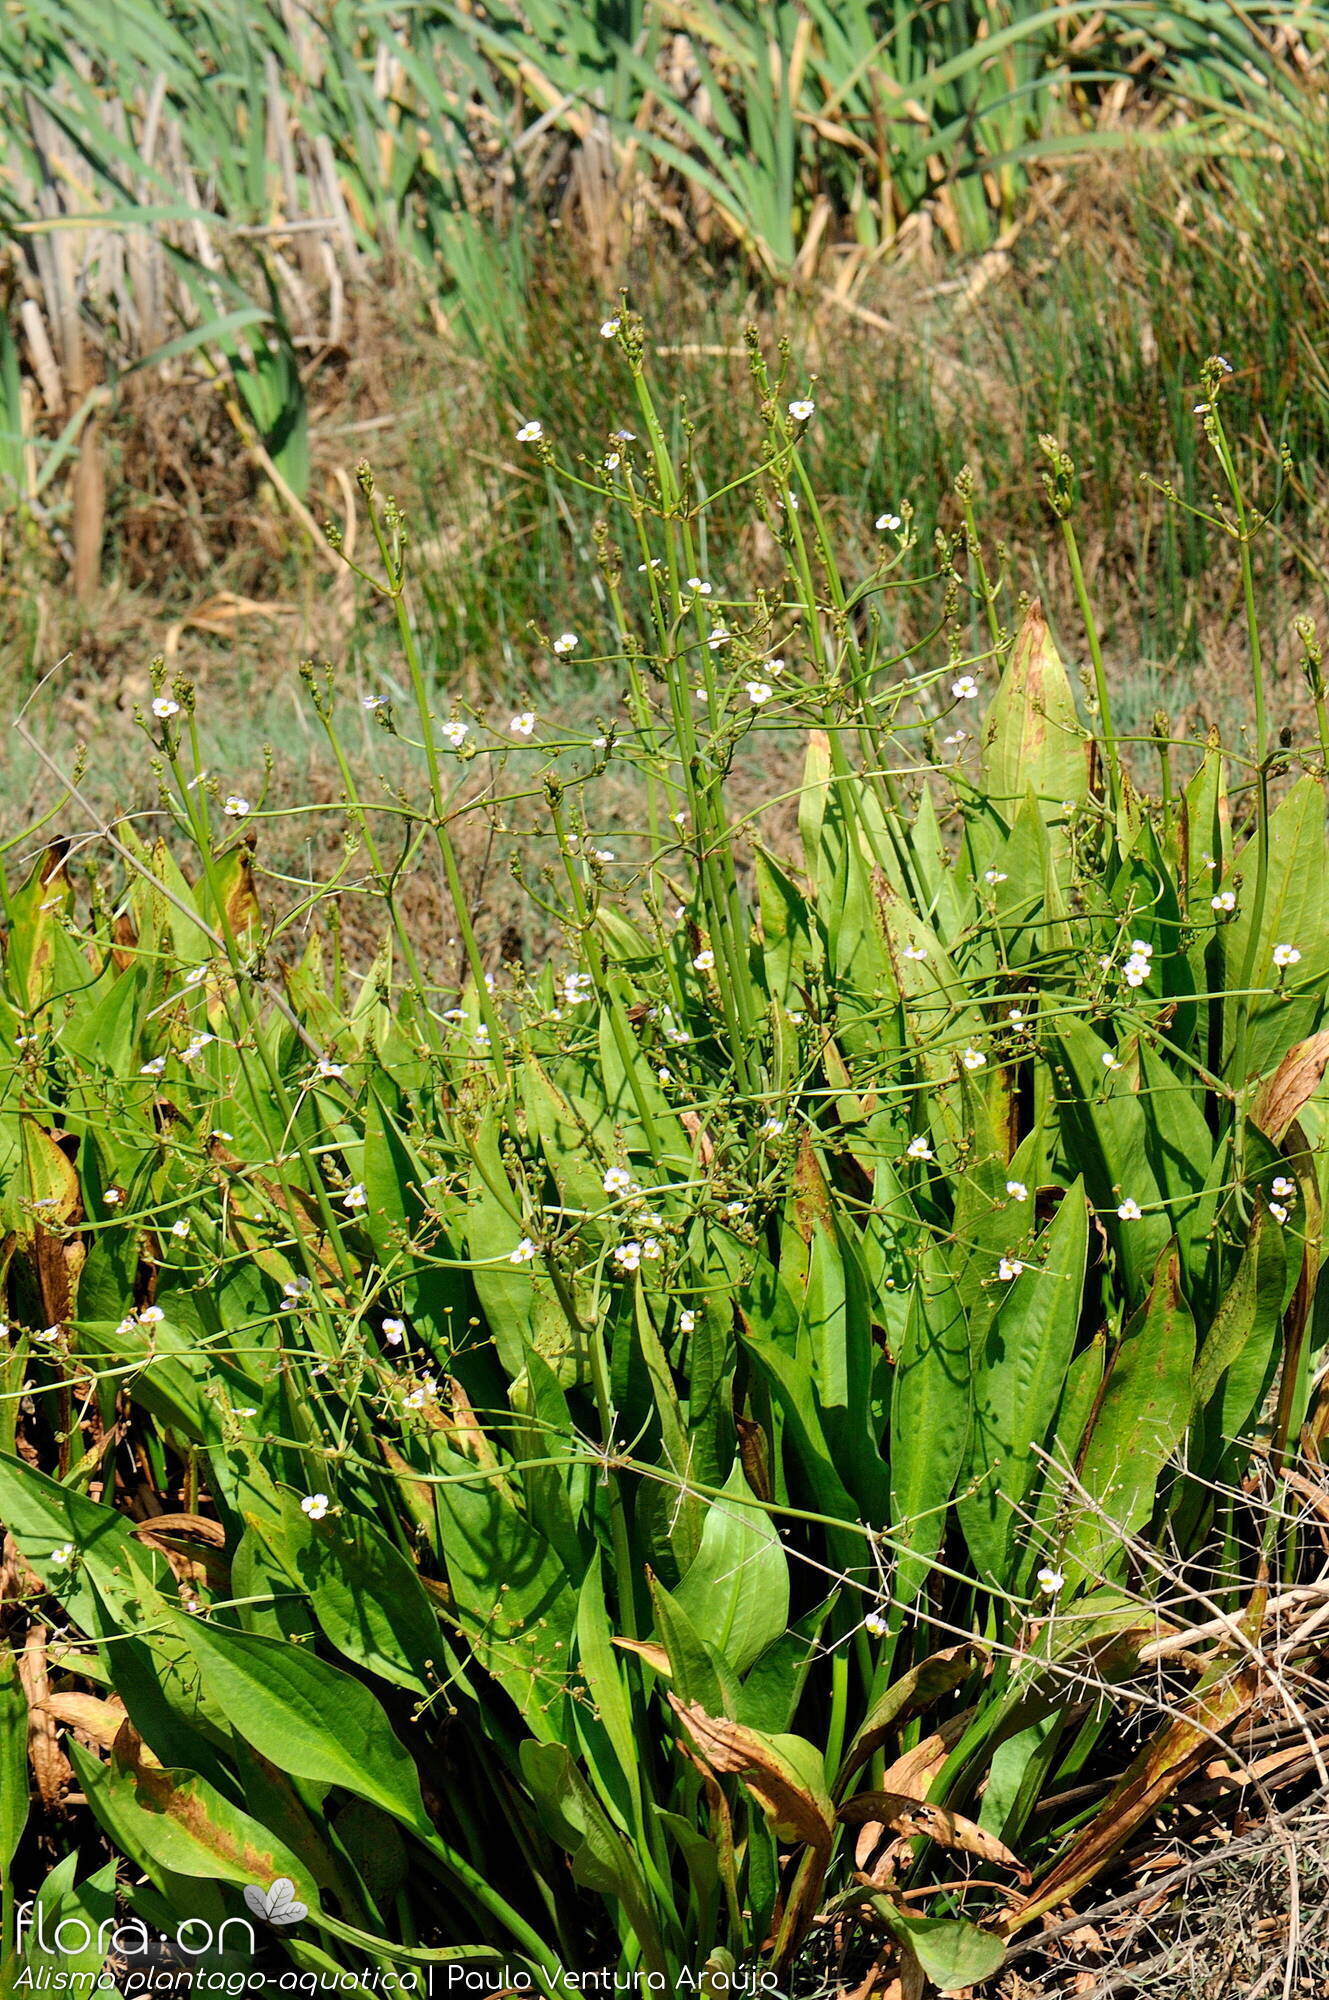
[2,6,1329,1998]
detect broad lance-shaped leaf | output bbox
[674,1459,789,1676]
[1063,1245,1195,1587]
[519,1743,667,1980]
[164,1609,433,1838]
[1223,776,1329,1082]
[979,600,1089,832]
[1049,1022,1168,1303]
[0,1644,28,1875]
[889,1254,971,1609]
[69,1735,319,1909]
[871,1904,1007,1990]
[958,1184,1089,1579]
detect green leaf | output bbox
[166,1611,433,1837]
[890,1252,972,1607]
[0,1644,28,1876]
[874,1904,1006,1988]
[1066,1246,1195,1585]
[675,1460,789,1676]
[978,602,1088,832]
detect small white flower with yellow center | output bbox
[1123,954,1151,988]
[604,452,620,471]
[152,697,179,720]
[788,398,815,421]
[508,711,536,738]
[707,626,731,650]
[301,1493,330,1521]
[761,1117,785,1138]
[1271,1176,1295,1200]
[657,1066,671,1084]
[962,1047,986,1071]
[170,1219,190,1239]
[692,948,715,972]
[138,1306,165,1325]
[679,1309,696,1333]
[1116,1197,1143,1221]
[600,318,620,338]
[614,1240,643,1272]
[1211,890,1236,913]
[1273,943,1301,968]
[864,1607,889,1638]
[222,795,250,818]
[952,675,979,700]
[1006,1180,1028,1201]
[1037,1565,1065,1596]
[746,681,772,705]
[1269,1202,1289,1224]
[442,719,469,749]
[283,1278,311,1301]
[686,577,712,595]
[998,1257,1024,1281]
[876,511,901,532]
[906,1136,933,1162]
[984,869,1008,884]
[767,657,786,675]
[553,632,578,655]
[603,1167,633,1196]
[104,1186,124,1207]
[51,1543,76,1567]
[510,1237,536,1264]
[382,1317,405,1344]
[903,945,928,962]
[342,1183,368,1210]
[515,420,543,442]
[141,1055,166,1076]
[362,694,389,712]
[316,1058,344,1079]
[36,1325,61,1343]
[641,1238,663,1261]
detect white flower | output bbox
[1116,1197,1143,1221]
[1006,1180,1028,1201]
[692,948,715,972]
[641,1238,662,1261]
[282,1277,311,1300]
[614,1241,643,1271]
[760,1117,785,1138]
[864,1608,889,1638]
[51,1543,76,1567]
[183,1033,214,1061]
[686,577,712,596]
[362,693,389,711]
[222,795,250,818]
[903,945,928,962]
[233,1406,257,1419]
[1271,1176,1295,1199]
[678,1309,696,1333]
[382,1317,406,1344]
[603,1166,633,1195]
[1273,943,1301,968]
[787,1010,805,1025]
[141,1054,166,1076]
[1037,1566,1065,1596]
[1202,851,1217,869]
[104,1187,124,1207]
[1211,891,1236,913]
[1269,1202,1289,1224]
[984,869,1008,884]
[563,971,593,1004]
[442,719,469,749]
[952,676,979,700]
[600,318,620,338]
[657,1066,671,1084]
[1123,954,1151,988]
[36,1324,61,1343]
[516,420,543,442]
[745,681,772,705]
[613,429,636,441]
[725,1201,748,1219]
[1193,402,1210,415]
[604,452,620,471]
[998,1257,1024,1281]
[170,1219,190,1239]
[707,626,731,650]
[553,632,578,655]
[766,657,786,676]
[875,512,901,532]
[342,1183,368,1210]
[510,1237,537,1264]
[316,1058,345,1079]
[300,1493,330,1521]
[961,1047,986,1070]
[788,398,815,421]
[152,697,179,719]
[943,730,967,747]
[473,1024,490,1046]
[1129,939,1153,958]
[906,1136,933,1161]
[138,1305,165,1325]
[185,964,208,985]
[508,712,536,738]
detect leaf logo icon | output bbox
[243,1878,309,1927]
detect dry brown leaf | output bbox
[841,1790,1030,1882]
[877,1709,975,1802]
[20,1625,72,1809]
[1251,1031,1329,1143]
[43,1692,129,1753]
